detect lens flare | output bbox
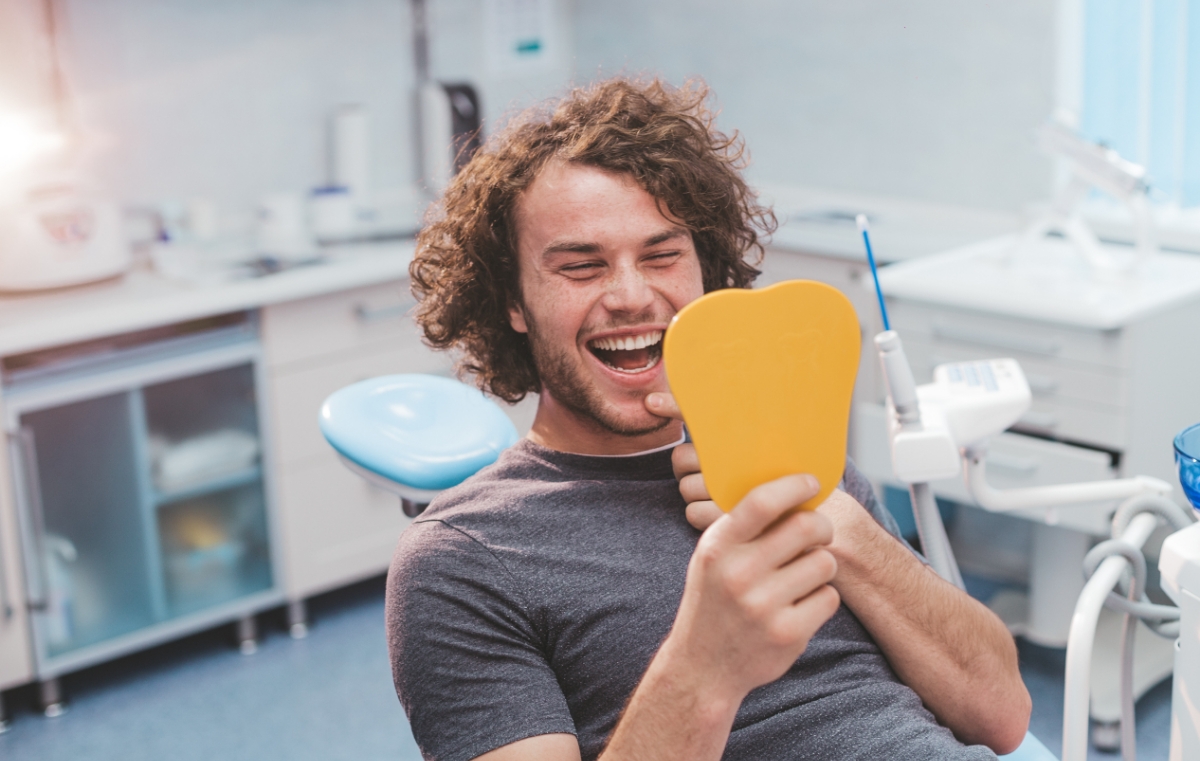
[0,110,65,174]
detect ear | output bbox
[508,301,529,334]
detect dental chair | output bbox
[319,374,518,516]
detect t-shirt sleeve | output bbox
[840,456,924,559]
[386,519,576,761]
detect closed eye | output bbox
[558,261,605,279]
[644,251,681,266]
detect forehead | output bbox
[513,161,683,252]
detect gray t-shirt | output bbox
[386,439,997,761]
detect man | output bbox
[387,78,1031,760]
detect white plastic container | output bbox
[0,177,131,291]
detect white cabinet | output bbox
[0,422,33,696]
[261,279,453,602]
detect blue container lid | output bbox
[1174,422,1200,510]
[319,374,519,492]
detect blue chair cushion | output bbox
[319,374,519,492]
[999,732,1057,761]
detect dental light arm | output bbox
[1016,119,1157,272]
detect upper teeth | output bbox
[591,331,663,352]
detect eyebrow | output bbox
[541,227,690,257]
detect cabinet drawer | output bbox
[1015,398,1128,451]
[261,280,416,369]
[274,455,410,598]
[888,299,1130,370]
[900,336,1128,410]
[268,342,453,467]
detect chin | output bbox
[593,404,673,438]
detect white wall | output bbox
[1,0,574,212]
[573,0,1059,211]
[2,0,1057,214]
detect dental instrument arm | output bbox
[964,448,1172,512]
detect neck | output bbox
[526,393,684,456]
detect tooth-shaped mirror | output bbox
[664,280,861,512]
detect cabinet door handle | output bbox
[0,511,10,622]
[354,303,410,324]
[11,428,48,613]
[986,452,1040,476]
[1024,373,1060,396]
[1017,412,1059,430]
[932,323,1061,357]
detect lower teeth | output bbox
[606,354,661,374]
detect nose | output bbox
[601,259,657,315]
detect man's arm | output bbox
[475,475,841,761]
[658,414,1031,755]
[815,490,1031,754]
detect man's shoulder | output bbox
[395,440,569,561]
[417,439,556,521]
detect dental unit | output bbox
[861,197,1200,760]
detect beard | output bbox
[524,313,670,438]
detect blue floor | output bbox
[0,577,423,761]
[0,575,1176,760]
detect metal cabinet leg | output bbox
[1091,720,1120,751]
[39,678,67,718]
[287,599,309,639]
[236,615,258,655]
[0,691,10,733]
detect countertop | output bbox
[0,184,1025,358]
[0,241,416,358]
[757,183,1022,262]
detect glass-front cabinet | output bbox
[4,314,281,677]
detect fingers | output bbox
[719,474,821,544]
[671,442,700,481]
[645,392,683,421]
[679,473,710,505]
[774,584,842,641]
[685,500,723,531]
[753,509,834,570]
[758,547,838,607]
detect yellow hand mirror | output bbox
[663,280,861,511]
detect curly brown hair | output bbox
[409,77,777,402]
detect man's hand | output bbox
[601,473,840,761]
[645,392,723,530]
[596,392,840,760]
[667,474,841,698]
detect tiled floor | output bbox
[0,575,1175,761]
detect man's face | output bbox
[509,161,704,441]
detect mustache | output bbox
[581,312,674,335]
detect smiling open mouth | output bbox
[588,330,664,374]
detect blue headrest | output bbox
[319,374,519,492]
